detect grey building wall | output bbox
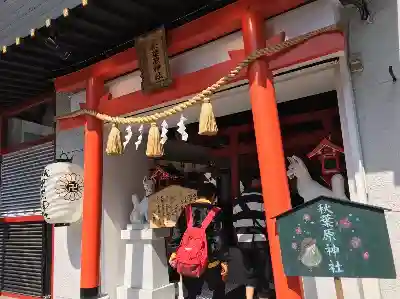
[348,0,400,298]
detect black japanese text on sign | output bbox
[150,42,163,82]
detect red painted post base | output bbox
[242,10,303,299]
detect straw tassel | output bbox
[198,98,218,136]
[146,123,164,158]
[106,124,123,155]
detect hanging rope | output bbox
[56,24,340,156]
[57,24,339,124]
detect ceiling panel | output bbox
[0,0,237,109]
[0,0,81,47]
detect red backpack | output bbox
[175,205,220,278]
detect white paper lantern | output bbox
[40,161,84,224]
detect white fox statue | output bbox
[286,155,348,201]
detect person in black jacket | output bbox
[232,171,274,299]
[169,182,228,299]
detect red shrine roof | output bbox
[307,137,344,159]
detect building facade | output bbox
[348,0,400,298]
[53,1,399,299]
[0,1,399,299]
[0,2,82,299]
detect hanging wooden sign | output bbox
[276,196,396,279]
[135,27,172,93]
[148,185,197,228]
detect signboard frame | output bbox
[275,196,396,279]
[135,27,173,93]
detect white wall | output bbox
[348,0,400,298]
[265,0,338,39]
[101,127,149,299]
[54,95,150,299]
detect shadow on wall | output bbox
[101,128,150,299]
[349,0,400,186]
[53,127,85,299]
[67,221,83,269]
[54,124,151,299]
[62,132,84,270]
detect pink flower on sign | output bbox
[295,227,302,235]
[339,217,352,229]
[363,252,370,260]
[350,237,361,249]
[292,242,298,250]
[303,214,311,222]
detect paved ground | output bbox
[226,247,276,299]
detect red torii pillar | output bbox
[242,10,303,299]
[80,77,104,298]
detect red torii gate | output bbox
[55,1,344,298]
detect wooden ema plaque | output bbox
[276,196,396,279]
[148,185,197,228]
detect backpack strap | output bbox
[201,207,220,229]
[186,205,194,227]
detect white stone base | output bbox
[117,283,175,299]
[78,293,109,299]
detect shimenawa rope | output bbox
[56,24,340,156]
[57,24,339,125]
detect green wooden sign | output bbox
[276,196,396,278]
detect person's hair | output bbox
[241,168,261,188]
[197,182,217,199]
